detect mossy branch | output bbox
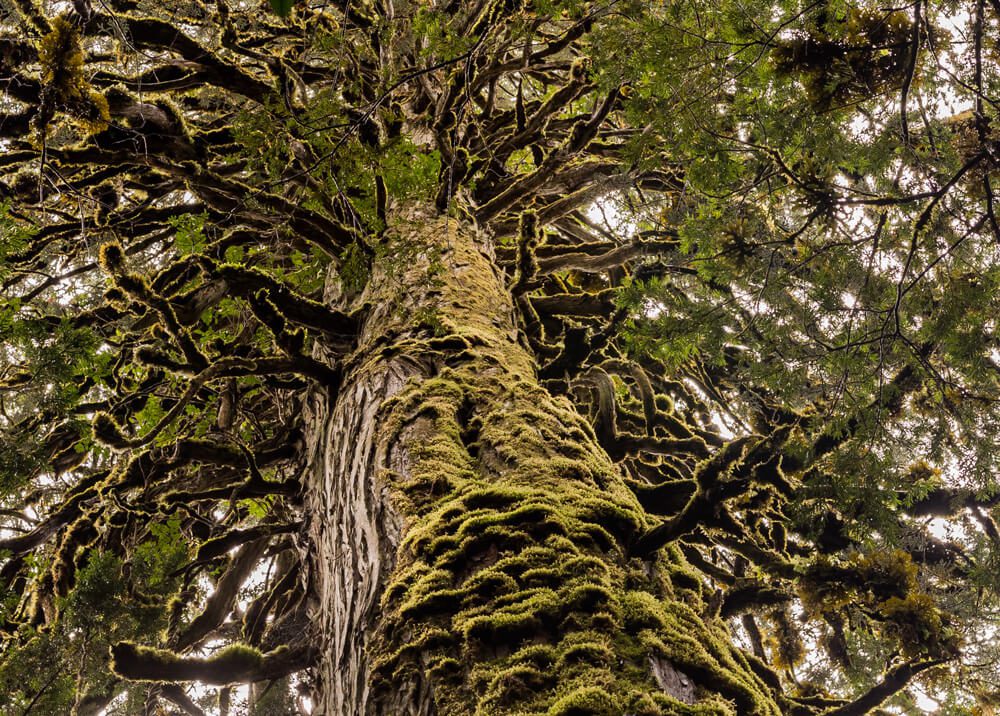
[510,210,540,295]
[207,259,358,345]
[110,642,313,685]
[823,659,947,716]
[174,539,270,652]
[92,355,337,450]
[719,581,791,618]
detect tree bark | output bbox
[303,205,786,715]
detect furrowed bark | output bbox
[303,204,787,715]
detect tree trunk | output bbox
[303,205,785,715]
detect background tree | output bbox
[0,0,999,714]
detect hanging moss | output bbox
[35,16,109,135]
[770,7,915,111]
[795,548,957,662]
[37,17,85,97]
[880,593,956,658]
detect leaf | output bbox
[269,0,294,17]
[167,213,207,256]
[225,245,244,263]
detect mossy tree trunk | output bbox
[303,205,785,715]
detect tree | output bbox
[0,0,999,713]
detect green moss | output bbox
[379,628,455,678]
[575,498,645,540]
[399,569,462,619]
[664,562,703,598]
[357,218,784,715]
[547,686,620,715]
[461,487,523,510]
[509,644,559,668]
[110,642,177,676]
[462,570,519,605]
[35,15,108,135]
[484,663,555,707]
[622,591,668,631]
[210,644,264,670]
[556,641,615,670]
[427,655,462,681]
[38,17,84,91]
[568,522,617,552]
[565,584,617,613]
[111,642,264,683]
[98,242,125,273]
[460,588,561,647]
[520,567,563,588]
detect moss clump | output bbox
[461,487,522,511]
[207,643,264,670]
[484,663,555,708]
[461,569,519,606]
[109,642,178,678]
[368,358,784,713]
[460,588,561,648]
[763,608,804,670]
[575,497,645,541]
[427,656,463,681]
[36,17,109,135]
[880,593,958,658]
[547,686,620,716]
[564,584,617,613]
[399,569,462,619]
[622,591,668,631]
[556,641,615,671]
[38,16,85,95]
[797,548,955,660]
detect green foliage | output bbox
[131,517,188,595]
[268,0,294,17]
[411,6,480,59]
[339,242,370,295]
[0,630,74,714]
[168,212,209,256]
[0,202,33,276]
[0,550,170,715]
[0,318,107,427]
[66,551,129,623]
[252,677,299,714]
[237,496,269,522]
[381,139,442,202]
[133,395,167,441]
[231,96,302,186]
[615,275,728,370]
